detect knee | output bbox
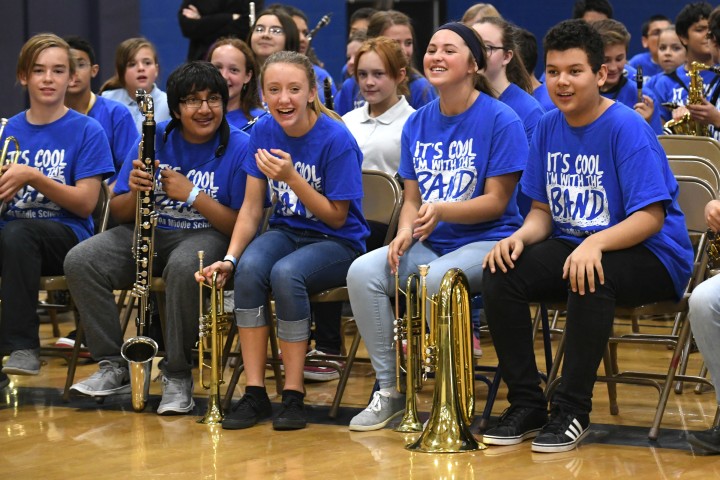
[63,243,87,278]
[235,253,266,280]
[346,252,385,294]
[269,259,301,292]
[481,268,508,303]
[689,280,720,317]
[1,221,34,252]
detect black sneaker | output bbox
[221,392,272,430]
[273,394,307,431]
[688,427,720,455]
[531,406,590,453]
[482,405,548,445]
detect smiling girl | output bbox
[345,22,527,431]
[198,51,368,431]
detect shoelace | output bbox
[543,407,576,434]
[232,394,259,413]
[498,406,529,427]
[161,376,186,395]
[94,361,121,379]
[365,391,389,413]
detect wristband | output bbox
[186,186,201,206]
[223,254,237,273]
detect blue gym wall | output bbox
[0,0,702,115]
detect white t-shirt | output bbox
[342,96,414,175]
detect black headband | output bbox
[436,22,485,71]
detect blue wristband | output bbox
[186,186,201,206]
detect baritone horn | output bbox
[393,266,482,452]
[197,250,233,424]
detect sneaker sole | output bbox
[348,409,404,432]
[70,384,132,397]
[273,419,307,430]
[222,410,272,430]
[482,428,542,446]
[157,399,195,416]
[303,372,340,382]
[2,366,40,376]
[531,429,589,453]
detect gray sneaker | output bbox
[157,374,195,415]
[349,391,405,431]
[70,360,131,397]
[2,349,41,375]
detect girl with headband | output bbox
[345,22,528,431]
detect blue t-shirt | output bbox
[226,107,266,130]
[521,102,693,300]
[334,72,438,116]
[648,65,720,122]
[398,94,527,255]
[533,83,556,112]
[243,113,370,252]
[114,120,249,231]
[628,51,663,80]
[600,76,663,134]
[88,95,138,183]
[499,83,545,145]
[0,109,115,241]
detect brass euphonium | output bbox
[0,118,21,216]
[121,89,159,412]
[197,250,233,424]
[393,265,483,452]
[664,61,720,136]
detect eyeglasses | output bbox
[180,95,223,109]
[254,25,284,36]
[485,45,507,57]
[75,62,91,70]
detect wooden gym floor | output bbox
[1,308,719,479]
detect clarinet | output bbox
[636,65,643,103]
[306,13,332,44]
[323,77,334,111]
[120,88,159,413]
[249,2,255,28]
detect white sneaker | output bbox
[304,349,343,381]
[349,391,405,431]
[157,374,195,415]
[70,360,130,396]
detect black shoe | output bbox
[688,427,720,454]
[482,405,548,445]
[273,394,307,431]
[221,392,272,430]
[531,405,590,453]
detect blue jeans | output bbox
[234,228,359,342]
[346,239,496,389]
[688,273,720,403]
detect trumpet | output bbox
[121,89,159,412]
[197,250,233,425]
[393,266,482,452]
[0,118,20,216]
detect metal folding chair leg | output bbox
[328,328,362,418]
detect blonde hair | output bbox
[17,33,74,82]
[260,51,341,121]
[461,3,502,25]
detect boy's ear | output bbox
[597,64,608,88]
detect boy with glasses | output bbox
[65,62,250,415]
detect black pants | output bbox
[482,238,676,415]
[0,219,78,351]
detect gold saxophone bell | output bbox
[197,250,233,424]
[663,61,718,136]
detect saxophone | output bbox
[120,89,159,412]
[664,61,720,136]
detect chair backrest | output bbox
[93,182,111,234]
[361,169,403,246]
[668,155,720,193]
[658,135,720,166]
[675,175,717,234]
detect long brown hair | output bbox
[260,51,341,121]
[475,17,533,93]
[100,37,158,93]
[208,37,263,121]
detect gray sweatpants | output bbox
[64,225,228,378]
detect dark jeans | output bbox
[0,219,78,351]
[482,238,676,415]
